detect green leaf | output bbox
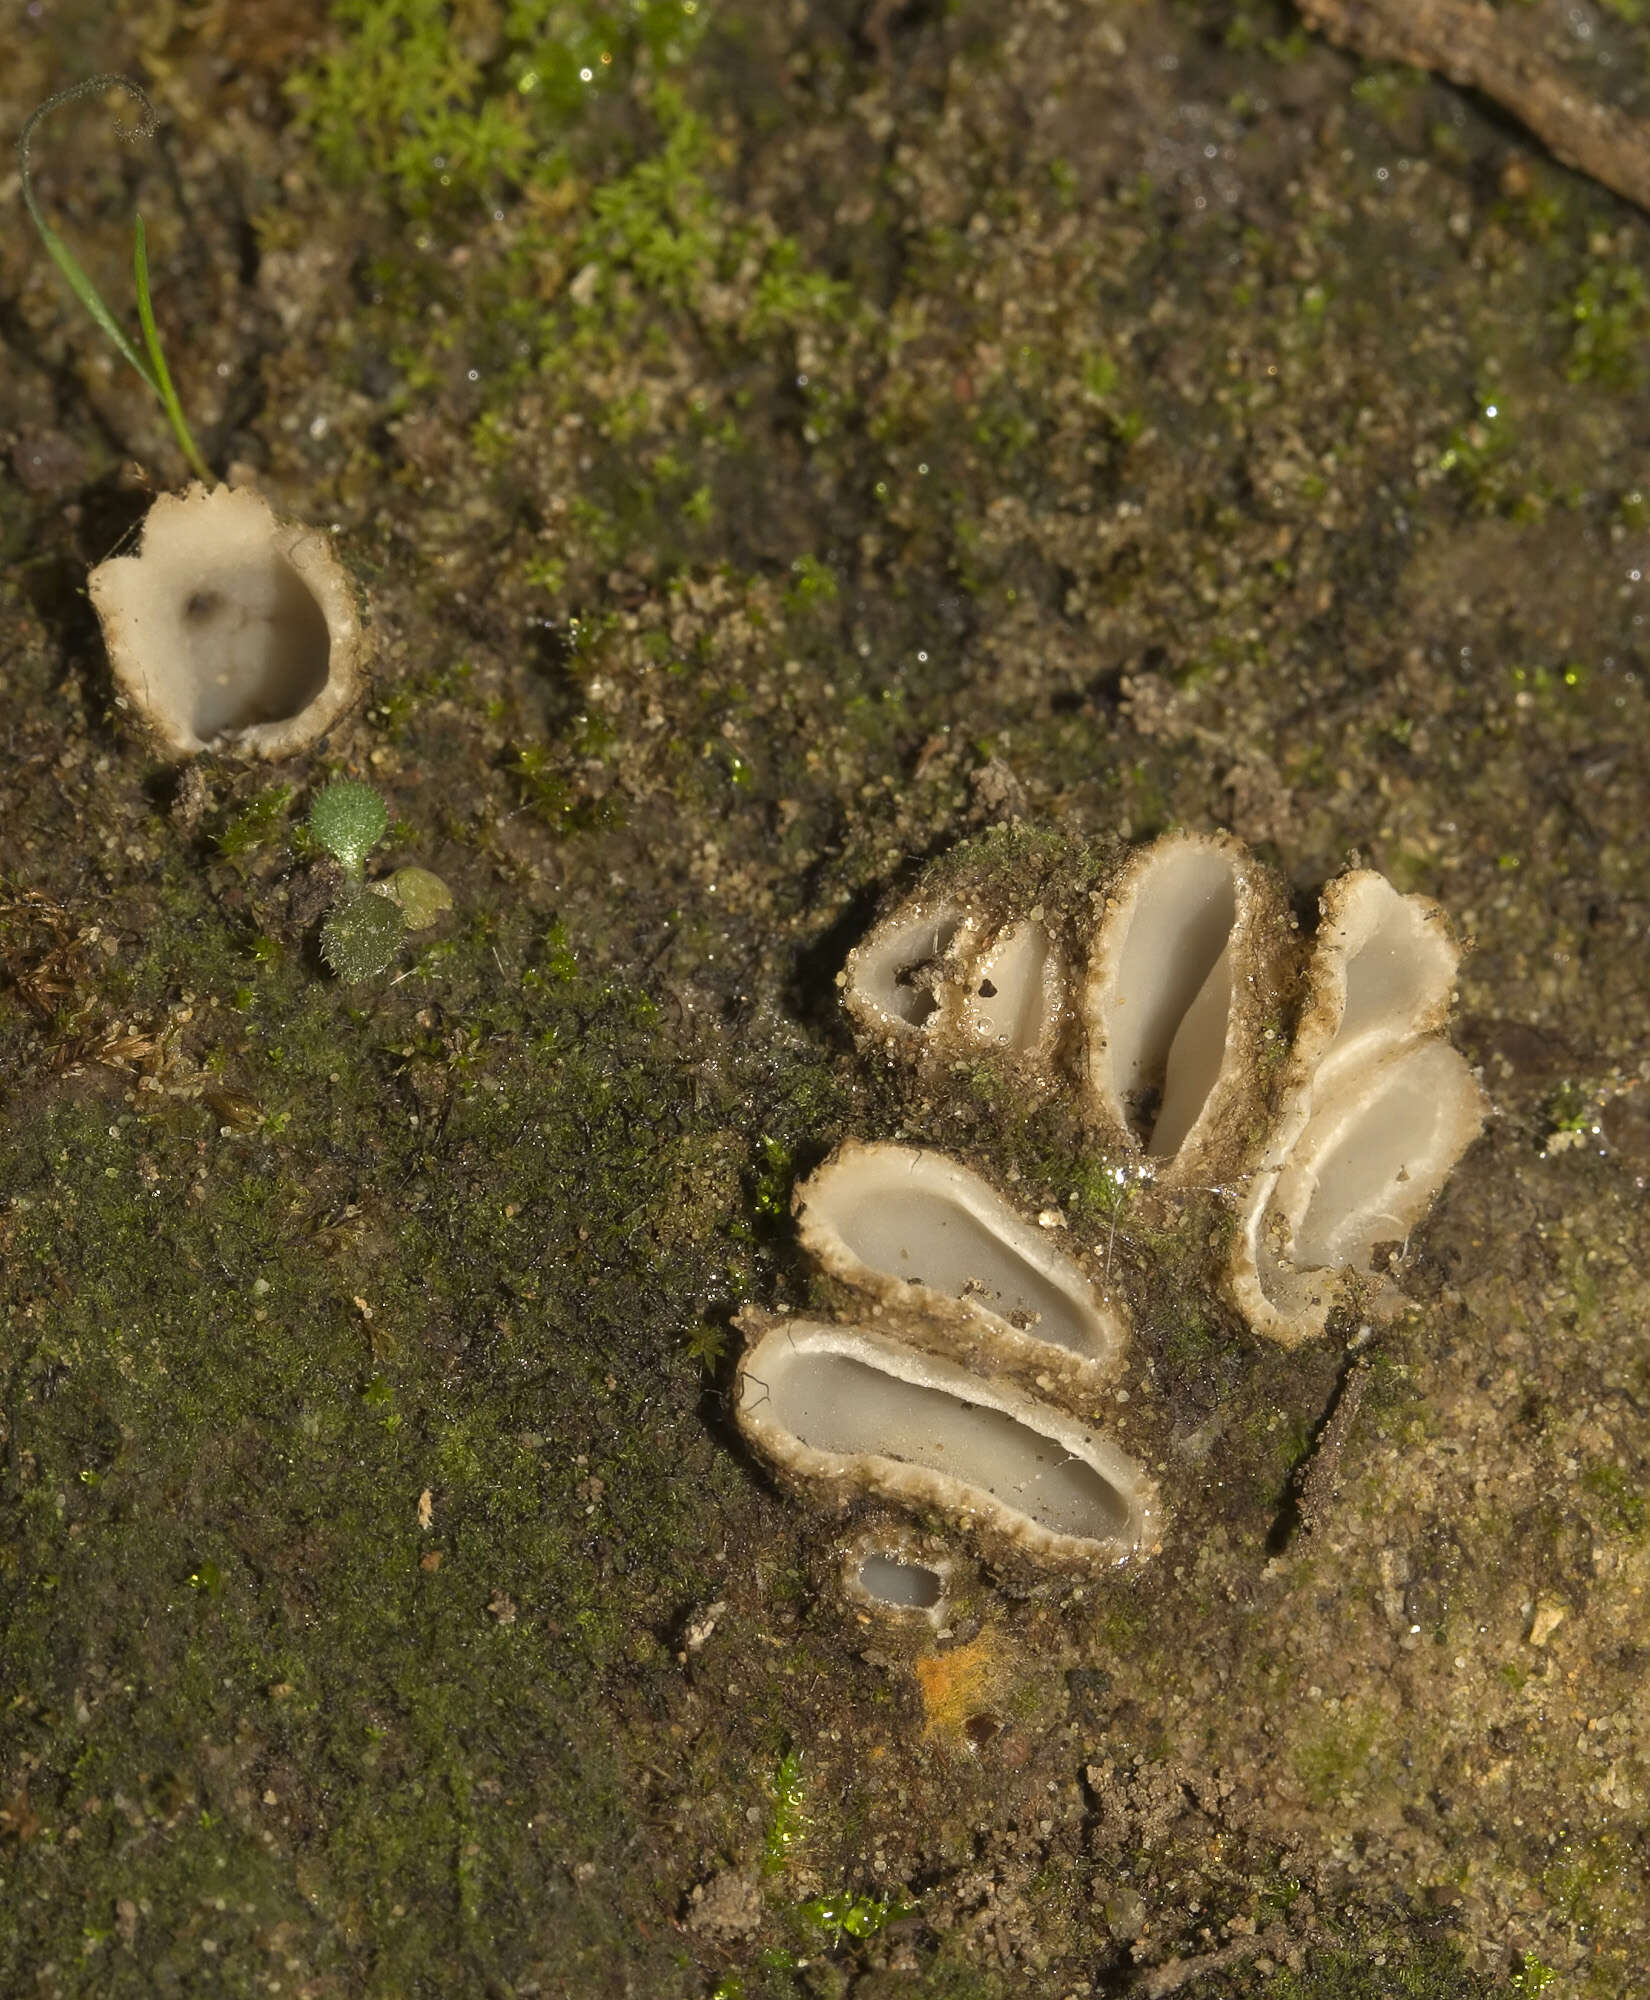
[27,206,158,394]
[321,890,406,982]
[308,779,390,874]
[134,212,212,482]
[384,865,454,931]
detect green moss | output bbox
[762,1748,807,1875]
[216,784,294,861]
[1348,67,1425,124]
[511,742,625,834]
[783,554,839,615]
[1563,260,1650,389]
[577,89,722,311]
[370,658,477,739]
[796,1886,915,1943]
[1508,1958,1558,1994]
[0,855,779,1990]
[1268,1927,1500,1997]
[10,0,1650,1983]
[1292,1704,1384,1807]
[287,0,709,210]
[288,0,533,203]
[1434,392,1545,518]
[1580,1460,1648,1537]
[1540,1829,1643,1944]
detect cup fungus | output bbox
[842,899,978,1040]
[839,1527,955,1626]
[17,82,365,761]
[1228,871,1487,1346]
[1287,870,1461,1092]
[736,1316,1159,1569]
[1265,1039,1484,1271]
[960,920,1064,1058]
[1081,830,1292,1181]
[795,1140,1127,1383]
[839,828,1482,1351]
[854,1552,947,1615]
[733,824,1486,1591]
[89,483,363,758]
[844,900,1069,1060]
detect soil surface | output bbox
[1,2,1647,1995]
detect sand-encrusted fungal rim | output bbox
[795,1139,1130,1387]
[1229,1037,1488,1348]
[840,897,980,1044]
[838,1522,957,1626]
[1079,828,1295,1185]
[734,1312,1161,1570]
[1226,866,1486,1346]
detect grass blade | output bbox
[134,213,212,483]
[27,209,160,395]
[18,74,212,482]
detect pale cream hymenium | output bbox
[795,1140,1128,1385]
[736,827,1486,1592]
[1227,868,1484,1344]
[89,483,364,758]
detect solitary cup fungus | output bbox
[855,1552,946,1613]
[736,1316,1158,1569]
[89,483,363,758]
[17,85,364,760]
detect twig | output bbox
[1299,0,1650,217]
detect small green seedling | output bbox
[382,865,454,930]
[305,779,452,983]
[18,73,211,483]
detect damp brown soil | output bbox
[1,1,1648,1995]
